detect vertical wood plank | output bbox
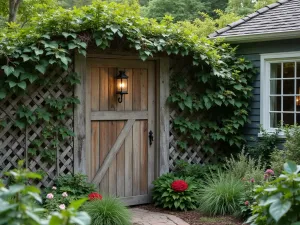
[140,120,148,195]
[141,69,148,111]
[108,121,117,196]
[108,68,117,111]
[117,121,125,197]
[124,128,133,197]
[91,68,100,181]
[99,68,109,193]
[74,53,87,175]
[159,58,170,175]
[132,121,141,196]
[133,69,141,111]
[148,61,156,190]
[124,69,133,111]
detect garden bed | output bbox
[134,204,243,225]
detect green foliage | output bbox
[247,128,280,166]
[270,125,300,175]
[247,161,300,225]
[169,57,256,157]
[152,173,198,211]
[177,10,240,37]
[225,150,265,184]
[0,161,91,225]
[82,197,131,225]
[141,0,207,22]
[43,174,96,212]
[198,171,245,216]
[173,160,221,181]
[226,0,277,16]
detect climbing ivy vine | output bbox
[0,1,256,161]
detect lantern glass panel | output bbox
[116,77,128,94]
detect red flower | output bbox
[171,180,188,192]
[245,201,249,206]
[88,192,102,201]
[265,169,274,176]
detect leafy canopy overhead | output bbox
[0,1,256,155]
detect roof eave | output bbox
[210,30,300,44]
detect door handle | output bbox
[149,130,154,146]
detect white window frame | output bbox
[260,51,300,136]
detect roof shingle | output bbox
[209,0,300,39]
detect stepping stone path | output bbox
[132,208,190,225]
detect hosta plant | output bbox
[247,161,300,225]
[152,173,198,211]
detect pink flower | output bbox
[52,186,57,190]
[265,169,275,176]
[46,193,54,199]
[245,201,249,206]
[250,178,255,183]
[59,204,66,210]
[62,192,68,197]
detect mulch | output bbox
[132,204,244,225]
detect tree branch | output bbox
[8,0,22,23]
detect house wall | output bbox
[236,38,300,143]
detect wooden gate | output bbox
[86,58,156,205]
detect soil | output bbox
[133,204,244,225]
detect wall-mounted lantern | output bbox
[116,71,128,103]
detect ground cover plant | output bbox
[82,196,131,225]
[0,161,91,225]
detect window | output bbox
[261,52,300,132]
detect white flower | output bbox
[59,204,66,210]
[46,193,54,199]
[52,186,57,190]
[62,192,68,197]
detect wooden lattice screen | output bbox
[0,64,74,187]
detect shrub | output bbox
[0,161,91,225]
[247,161,300,225]
[247,128,280,166]
[198,171,245,216]
[82,197,131,225]
[270,148,286,175]
[173,160,221,181]
[43,173,96,212]
[225,150,265,184]
[152,173,198,211]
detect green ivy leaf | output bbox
[2,65,14,76]
[35,64,47,74]
[17,81,26,90]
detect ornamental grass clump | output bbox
[198,171,245,216]
[152,173,198,211]
[82,196,131,225]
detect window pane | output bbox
[270,113,281,128]
[270,80,281,94]
[271,63,281,78]
[283,62,295,78]
[283,79,294,94]
[270,96,281,111]
[283,113,294,125]
[297,62,300,78]
[297,96,300,111]
[283,96,295,111]
[297,114,300,125]
[296,80,300,95]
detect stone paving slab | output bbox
[132,208,190,225]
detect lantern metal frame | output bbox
[115,71,128,103]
